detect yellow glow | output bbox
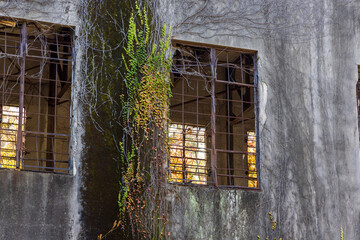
[0,20,16,27]
[247,131,257,188]
[168,124,207,184]
[0,106,24,169]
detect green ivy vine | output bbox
[103,2,172,239]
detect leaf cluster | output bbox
[115,2,172,239]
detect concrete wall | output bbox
[0,1,125,239]
[0,171,78,239]
[0,1,83,239]
[0,0,77,26]
[1,0,360,239]
[162,0,360,239]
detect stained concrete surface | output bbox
[0,170,77,240]
[163,0,360,239]
[1,0,360,239]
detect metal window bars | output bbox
[169,42,259,189]
[0,20,73,174]
[168,123,208,185]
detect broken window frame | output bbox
[168,41,260,189]
[0,19,74,174]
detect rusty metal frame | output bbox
[168,42,260,189]
[0,20,74,174]
[357,65,360,143]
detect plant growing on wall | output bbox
[256,211,345,240]
[257,211,283,240]
[80,0,359,239]
[98,2,172,239]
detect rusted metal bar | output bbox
[181,127,186,183]
[253,53,260,189]
[0,21,73,174]
[210,48,218,186]
[216,174,254,179]
[215,79,257,88]
[216,149,256,154]
[170,89,239,109]
[0,47,21,71]
[226,52,234,186]
[169,43,258,188]
[45,43,57,171]
[357,65,360,143]
[0,34,5,164]
[15,23,26,169]
[0,31,72,45]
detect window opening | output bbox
[0,106,25,169]
[247,131,257,188]
[169,42,259,188]
[0,19,73,174]
[169,124,207,184]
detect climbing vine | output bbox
[78,0,359,239]
[99,3,172,239]
[257,211,283,240]
[122,7,171,132]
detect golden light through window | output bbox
[169,42,259,188]
[247,131,257,188]
[168,124,207,184]
[0,106,25,169]
[0,20,73,173]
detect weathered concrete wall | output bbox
[162,0,360,239]
[0,1,84,239]
[2,0,360,239]
[0,171,78,239]
[0,0,77,26]
[0,1,136,239]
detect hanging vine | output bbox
[77,0,360,239]
[99,3,172,239]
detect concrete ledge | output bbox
[0,170,77,240]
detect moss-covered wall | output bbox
[162,0,360,239]
[78,0,138,239]
[2,0,360,239]
[0,1,83,239]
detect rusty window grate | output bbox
[1,106,25,169]
[169,123,207,184]
[168,42,259,189]
[0,20,73,174]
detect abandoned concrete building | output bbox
[0,0,360,239]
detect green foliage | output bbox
[121,7,171,134]
[340,225,344,240]
[113,1,172,239]
[257,211,282,240]
[257,211,345,240]
[118,145,135,213]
